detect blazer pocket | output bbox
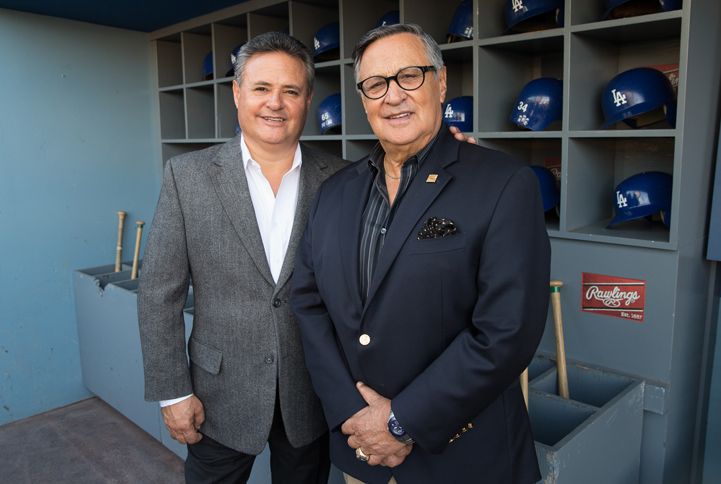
[188,338,223,375]
[408,234,466,254]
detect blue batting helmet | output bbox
[601,67,676,129]
[504,0,564,33]
[317,93,342,134]
[203,52,213,79]
[313,22,340,60]
[530,166,560,212]
[443,96,474,133]
[608,171,672,228]
[603,0,682,20]
[225,43,245,77]
[376,10,400,27]
[511,78,563,131]
[447,1,473,42]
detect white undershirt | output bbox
[160,134,302,408]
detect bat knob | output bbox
[117,211,127,218]
[136,221,145,227]
[550,280,564,292]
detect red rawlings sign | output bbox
[581,272,646,322]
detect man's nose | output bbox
[384,79,407,104]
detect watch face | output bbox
[389,418,405,436]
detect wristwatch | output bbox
[388,410,415,444]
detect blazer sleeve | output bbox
[290,190,367,430]
[392,166,551,453]
[137,160,193,402]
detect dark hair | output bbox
[233,31,315,94]
[352,23,444,85]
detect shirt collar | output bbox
[367,125,442,173]
[240,133,303,171]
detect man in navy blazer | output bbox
[290,23,551,484]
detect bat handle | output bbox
[115,211,127,272]
[131,221,144,280]
[550,280,570,399]
[520,368,529,409]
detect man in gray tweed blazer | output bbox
[138,32,346,483]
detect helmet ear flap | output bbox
[447,0,474,42]
[510,78,563,131]
[317,93,342,134]
[443,96,474,133]
[504,0,565,33]
[608,172,672,228]
[602,67,677,129]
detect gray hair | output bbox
[233,31,315,94]
[352,23,444,86]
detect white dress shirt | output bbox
[160,134,302,408]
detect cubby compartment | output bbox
[530,374,644,484]
[159,89,185,140]
[477,37,564,133]
[305,65,342,136]
[212,19,248,80]
[156,35,183,88]
[162,143,216,163]
[403,0,471,47]
[302,140,343,158]
[247,3,290,38]
[569,23,681,131]
[217,82,238,139]
[571,0,683,26]
[528,354,556,381]
[442,45,474,131]
[182,28,213,84]
[566,136,674,244]
[343,64,372,136]
[345,138,377,161]
[532,361,636,406]
[290,1,339,62]
[186,86,215,139]
[477,137,562,232]
[341,0,398,59]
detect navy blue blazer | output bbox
[291,129,550,484]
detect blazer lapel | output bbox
[274,143,331,293]
[364,131,459,309]
[208,136,275,287]
[341,161,374,311]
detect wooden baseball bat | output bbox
[550,280,570,399]
[131,221,144,280]
[115,211,127,272]
[520,368,529,409]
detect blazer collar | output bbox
[208,136,275,287]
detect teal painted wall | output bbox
[0,9,161,425]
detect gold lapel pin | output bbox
[426,174,438,183]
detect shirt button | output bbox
[264,355,275,364]
[272,298,282,308]
[380,227,387,235]
[359,334,371,346]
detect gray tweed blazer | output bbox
[137,135,347,454]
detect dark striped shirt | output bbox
[359,130,441,301]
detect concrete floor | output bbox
[0,397,184,483]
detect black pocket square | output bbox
[418,217,457,240]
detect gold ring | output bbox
[355,447,370,462]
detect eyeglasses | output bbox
[356,65,437,100]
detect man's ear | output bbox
[438,66,448,104]
[232,80,240,109]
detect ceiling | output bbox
[0,0,249,32]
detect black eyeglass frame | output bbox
[356,65,437,100]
